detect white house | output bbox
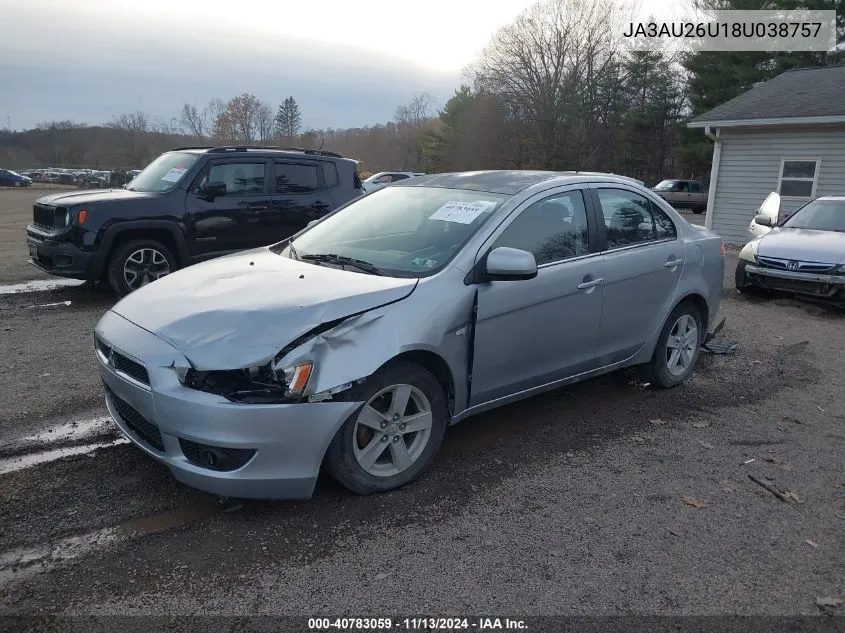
[688,65,845,245]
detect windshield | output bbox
[782,199,845,232]
[126,152,200,193]
[287,186,508,277]
[653,180,676,191]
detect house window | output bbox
[778,159,819,198]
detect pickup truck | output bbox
[652,179,708,214]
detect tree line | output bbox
[1,0,841,180]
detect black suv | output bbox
[25,146,363,295]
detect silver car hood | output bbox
[757,228,845,264]
[110,249,417,369]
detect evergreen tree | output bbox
[273,97,302,139]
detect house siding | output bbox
[709,125,845,244]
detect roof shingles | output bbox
[690,65,845,124]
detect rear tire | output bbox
[106,239,178,298]
[642,301,703,389]
[325,361,448,495]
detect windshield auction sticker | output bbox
[622,9,836,52]
[429,201,495,224]
[161,167,187,183]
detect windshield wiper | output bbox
[299,253,384,275]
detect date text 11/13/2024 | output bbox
[308,617,529,630]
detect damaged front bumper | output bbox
[744,264,845,300]
[95,310,362,500]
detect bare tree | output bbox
[257,102,275,143]
[471,0,621,168]
[180,103,209,140]
[393,92,437,169]
[214,94,272,143]
[109,111,152,165]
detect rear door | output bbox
[587,185,683,366]
[184,158,270,258]
[267,160,333,241]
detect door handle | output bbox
[577,278,604,290]
[664,259,684,269]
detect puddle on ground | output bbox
[0,499,220,588]
[0,439,129,475]
[0,278,85,296]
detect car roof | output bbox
[396,170,646,195]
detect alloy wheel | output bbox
[123,248,171,290]
[352,384,433,477]
[665,314,698,377]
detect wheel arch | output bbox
[376,350,456,418]
[94,221,190,279]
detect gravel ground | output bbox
[0,191,842,622]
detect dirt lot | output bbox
[0,189,842,623]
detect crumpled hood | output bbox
[110,249,417,369]
[757,228,845,264]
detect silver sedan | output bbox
[94,171,725,499]
[737,193,845,303]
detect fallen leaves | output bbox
[697,440,715,449]
[682,495,707,509]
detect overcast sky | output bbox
[0,0,678,132]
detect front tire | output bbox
[106,239,178,297]
[325,361,448,495]
[643,301,703,388]
[735,260,763,296]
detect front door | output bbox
[588,186,684,366]
[184,159,270,259]
[470,187,606,406]
[267,160,334,242]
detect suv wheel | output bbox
[107,239,178,297]
[325,361,448,495]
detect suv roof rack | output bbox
[202,146,344,158]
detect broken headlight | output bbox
[180,361,313,404]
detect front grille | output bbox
[112,351,150,385]
[95,336,111,359]
[33,204,56,230]
[106,386,164,451]
[179,439,256,472]
[757,256,834,274]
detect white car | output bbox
[361,172,425,194]
[748,192,782,239]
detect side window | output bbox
[492,190,590,265]
[689,182,701,193]
[274,162,319,194]
[321,162,338,188]
[376,174,393,183]
[676,181,689,192]
[596,188,676,249]
[391,174,410,182]
[202,162,265,196]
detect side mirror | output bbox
[200,181,227,200]
[753,214,774,227]
[484,247,537,281]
